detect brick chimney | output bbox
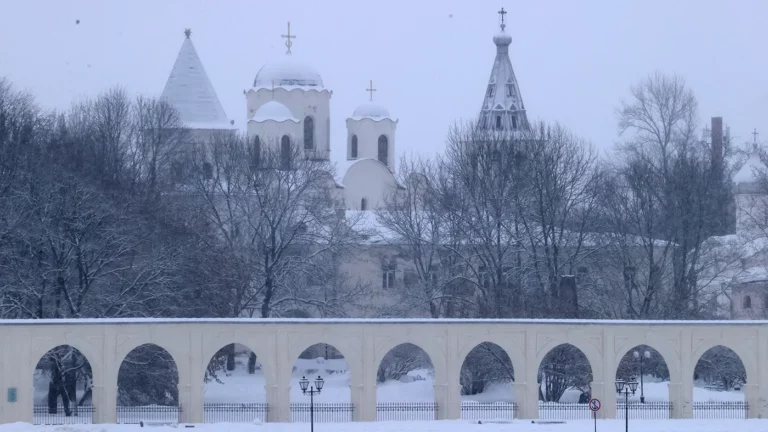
[711,117,723,169]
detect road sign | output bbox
[589,398,601,412]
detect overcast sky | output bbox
[1,0,766,163]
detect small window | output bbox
[303,116,315,150]
[360,198,368,211]
[280,135,291,169]
[351,135,358,159]
[486,85,494,98]
[252,135,261,168]
[203,162,213,180]
[382,263,396,289]
[378,135,389,166]
[511,115,518,129]
[506,84,516,97]
[495,115,502,130]
[744,295,752,309]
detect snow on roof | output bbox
[161,35,232,130]
[253,55,324,89]
[351,102,392,120]
[733,149,767,185]
[249,100,299,123]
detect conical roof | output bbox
[161,30,232,130]
[478,12,528,133]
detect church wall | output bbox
[346,118,396,169]
[342,160,399,210]
[247,88,331,160]
[246,119,301,147]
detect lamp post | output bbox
[299,375,324,432]
[615,378,639,432]
[633,350,651,403]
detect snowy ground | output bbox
[4,420,768,432]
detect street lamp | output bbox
[299,375,324,432]
[615,377,639,432]
[633,350,651,403]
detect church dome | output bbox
[250,100,299,123]
[253,55,323,89]
[352,102,390,120]
[493,30,512,46]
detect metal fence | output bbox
[204,403,269,423]
[377,402,438,421]
[538,402,591,420]
[616,401,673,419]
[290,402,354,423]
[33,405,94,425]
[461,402,517,421]
[116,405,182,424]
[693,401,748,419]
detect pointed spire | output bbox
[161,31,231,129]
[478,9,527,133]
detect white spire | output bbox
[478,8,528,133]
[161,29,231,129]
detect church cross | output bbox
[366,80,377,101]
[498,7,507,31]
[282,22,296,54]
[184,28,191,38]
[753,128,760,145]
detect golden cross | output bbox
[281,22,296,54]
[366,80,377,101]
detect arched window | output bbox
[203,162,213,180]
[378,135,389,166]
[280,135,291,169]
[303,116,315,150]
[350,135,358,159]
[495,115,502,130]
[252,135,261,169]
[744,295,752,309]
[360,198,368,211]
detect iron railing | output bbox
[33,405,94,425]
[290,402,354,423]
[693,401,748,419]
[116,405,182,424]
[461,401,517,421]
[377,402,438,421]
[616,401,673,419]
[538,402,591,420]
[204,403,269,423]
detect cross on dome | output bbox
[184,28,191,38]
[281,22,296,54]
[498,7,507,31]
[366,80,377,101]
[753,128,760,146]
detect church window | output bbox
[744,295,752,309]
[382,262,396,289]
[351,135,358,159]
[486,85,494,98]
[495,115,502,130]
[303,116,315,150]
[378,135,389,166]
[203,162,213,180]
[280,135,291,169]
[360,198,368,211]
[511,115,518,129]
[506,84,516,97]
[252,135,261,169]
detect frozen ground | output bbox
[3,420,768,432]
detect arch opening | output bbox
[303,116,315,150]
[350,135,358,159]
[33,345,93,424]
[693,345,746,399]
[377,135,388,166]
[117,344,179,423]
[460,342,515,420]
[203,344,265,422]
[291,343,351,422]
[376,343,435,420]
[537,344,593,404]
[614,345,670,418]
[280,136,291,169]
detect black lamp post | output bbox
[615,377,639,432]
[633,350,651,403]
[299,375,324,432]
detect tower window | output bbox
[280,135,291,169]
[203,162,213,180]
[360,198,368,211]
[486,85,494,98]
[495,115,502,130]
[303,116,315,150]
[511,115,518,129]
[350,135,358,159]
[378,135,389,166]
[744,295,752,309]
[506,84,516,97]
[252,135,261,169]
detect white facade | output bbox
[346,111,398,170]
[342,159,401,210]
[3,318,768,423]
